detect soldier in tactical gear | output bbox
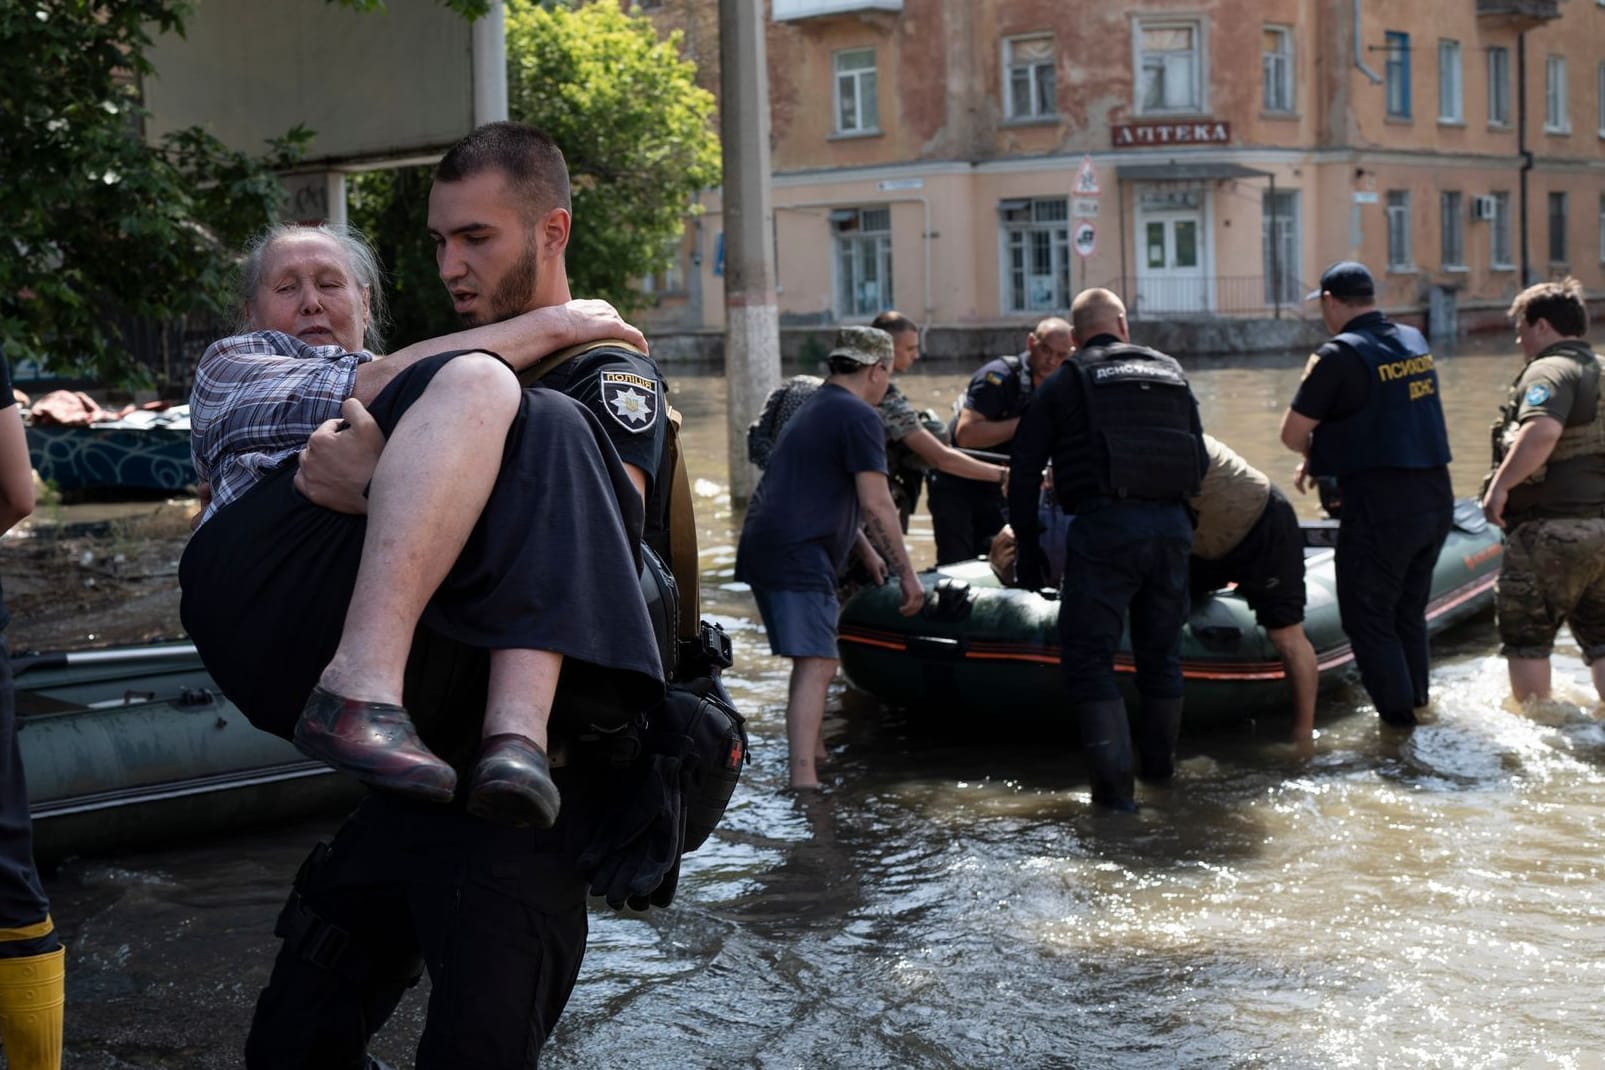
[1481,277,1605,703]
[1280,261,1453,729]
[1007,288,1207,812]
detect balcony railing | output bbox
[1475,0,1561,30]
[771,0,902,21]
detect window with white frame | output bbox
[1440,192,1464,268]
[1005,34,1056,120]
[1262,189,1300,303]
[1488,46,1511,126]
[1491,191,1513,267]
[1385,31,1410,118]
[1438,40,1462,122]
[1137,19,1204,114]
[1545,55,1568,132]
[1000,198,1070,314]
[833,207,893,318]
[1548,191,1568,263]
[1262,26,1293,114]
[1386,190,1412,269]
[833,48,879,135]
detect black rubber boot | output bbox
[1135,695,1184,783]
[1078,698,1136,812]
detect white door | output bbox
[1136,209,1206,314]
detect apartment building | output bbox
[633,0,1604,348]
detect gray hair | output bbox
[236,222,389,352]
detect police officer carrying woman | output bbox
[1280,262,1453,728]
[1008,289,1207,812]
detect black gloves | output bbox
[575,754,686,910]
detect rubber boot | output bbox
[0,946,65,1070]
[1135,695,1184,784]
[1077,698,1136,812]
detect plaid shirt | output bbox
[190,330,372,525]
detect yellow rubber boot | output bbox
[0,945,65,1070]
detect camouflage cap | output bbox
[828,325,894,367]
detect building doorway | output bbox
[1135,191,1206,315]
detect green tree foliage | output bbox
[349,0,720,347]
[507,0,719,308]
[0,0,488,387]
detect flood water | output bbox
[40,336,1605,1068]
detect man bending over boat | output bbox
[1008,288,1207,812]
[1189,434,1318,754]
[0,353,62,1069]
[737,326,924,790]
[1481,277,1605,705]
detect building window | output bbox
[1386,190,1412,269]
[1488,46,1511,126]
[832,207,892,318]
[1262,26,1293,114]
[1137,19,1203,114]
[833,48,879,135]
[1545,55,1568,132]
[1004,34,1056,120]
[1598,194,1605,263]
[1491,191,1513,268]
[1438,40,1462,123]
[1548,191,1568,263]
[1262,189,1300,304]
[1440,192,1464,268]
[1384,31,1410,119]
[1001,197,1070,314]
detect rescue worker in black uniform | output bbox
[1008,288,1207,812]
[241,123,721,1070]
[1280,261,1453,728]
[928,317,1072,564]
[0,354,63,1070]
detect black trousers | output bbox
[1335,501,1453,718]
[927,471,1005,566]
[244,793,587,1070]
[0,640,55,957]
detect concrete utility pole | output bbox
[718,0,781,504]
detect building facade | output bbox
[633,0,1602,352]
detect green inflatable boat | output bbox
[837,500,1503,731]
[14,642,359,862]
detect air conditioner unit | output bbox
[1470,195,1499,221]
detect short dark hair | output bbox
[435,121,573,227]
[871,310,919,337]
[1509,276,1588,338]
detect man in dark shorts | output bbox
[1189,434,1318,750]
[1280,261,1453,728]
[737,326,923,790]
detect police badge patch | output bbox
[600,371,659,432]
[1525,382,1553,407]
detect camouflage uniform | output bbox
[1490,339,1605,660]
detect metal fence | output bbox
[1112,275,1311,320]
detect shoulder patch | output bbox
[600,370,659,432]
[1524,382,1553,407]
[984,372,1005,386]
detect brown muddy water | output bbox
[13,337,1605,1068]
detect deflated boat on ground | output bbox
[837,500,1502,730]
[14,642,357,861]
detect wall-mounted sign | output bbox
[878,178,925,192]
[1072,197,1101,218]
[1073,155,1101,196]
[1352,191,1380,204]
[1111,121,1232,148]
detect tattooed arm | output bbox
[855,471,924,616]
